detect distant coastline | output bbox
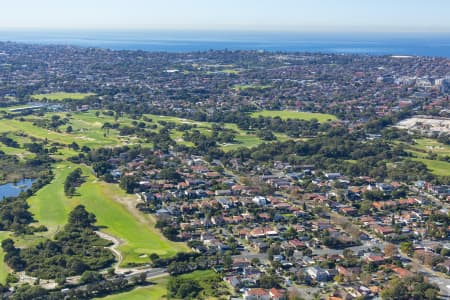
[0,30,450,57]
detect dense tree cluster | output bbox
[167,277,202,299]
[64,167,84,196]
[2,274,147,300]
[381,275,439,299]
[222,132,444,183]
[167,272,225,300]
[0,134,20,148]
[31,115,69,130]
[1,205,114,279]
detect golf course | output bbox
[28,162,188,266]
[400,138,450,176]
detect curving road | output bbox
[94,231,168,278]
[95,231,124,273]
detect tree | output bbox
[10,284,47,300]
[69,142,79,151]
[223,253,233,269]
[1,238,17,253]
[158,167,182,181]
[256,130,276,141]
[149,253,160,262]
[259,273,281,289]
[251,257,260,266]
[67,258,88,275]
[101,122,112,136]
[6,273,19,284]
[359,200,372,214]
[119,175,139,194]
[363,190,385,201]
[167,277,202,299]
[64,168,83,196]
[67,205,96,229]
[162,227,179,241]
[400,242,413,257]
[80,271,104,284]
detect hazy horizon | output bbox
[1,0,450,33]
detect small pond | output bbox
[0,178,36,199]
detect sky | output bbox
[1,0,450,32]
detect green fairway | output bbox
[0,144,33,160]
[97,277,168,300]
[28,162,188,266]
[28,164,77,231]
[0,116,123,150]
[221,69,240,74]
[222,134,265,151]
[399,138,450,177]
[145,114,276,150]
[234,84,271,90]
[412,138,450,158]
[250,110,337,123]
[412,157,450,176]
[0,232,12,284]
[31,92,95,101]
[96,272,224,300]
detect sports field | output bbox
[250,110,337,123]
[31,92,95,101]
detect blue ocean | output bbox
[0,30,449,57]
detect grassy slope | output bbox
[146,113,276,150]
[31,92,95,101]
[401,138,450,177]
[0,111,284,153]
[0,119,113,149]
[98,271,223,300]
[97,277,168,300]
[251,110,337,123]
[0,117,123,150]
[0,144,33,159]
[412,157,450,176]
[0,232,11,284]
[28,162,188,266]
[413,138,450,158]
